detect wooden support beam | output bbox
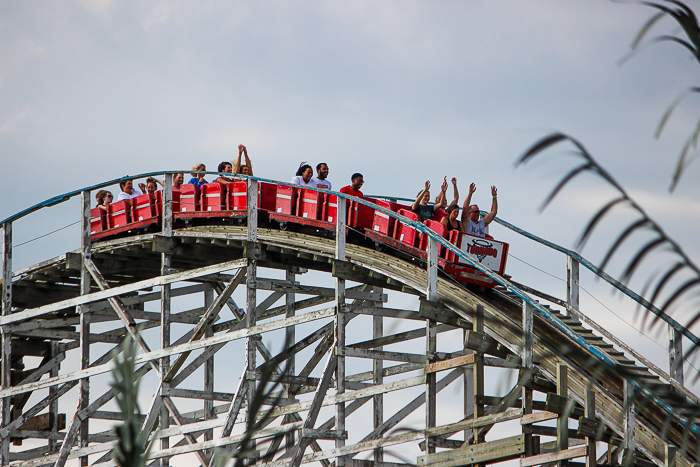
[164,268,245,382]
[473,304,485,449]
[623,379,635,466]
[557,363,568,467]
[78,189,91,467]
[668,326,684,388]
[566,256,580,322]
[585,389,597,467]
[523,301,534,457]
[420,299,471,328]
[521,445,587,467]
[335,197,347,466]
[290,351,337,467]
[1,222,12,464]
[418,434,525,467]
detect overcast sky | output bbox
[3,0,700,399]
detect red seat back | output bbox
[321,193,339,223]
[349,197,376,229]
[201,183,227,212]
[108,200,132,228]
[155,190,180,216]
[228,181,278,212]
[90,208,107,234]
[180,184,200,212]
[420,219,447,257]
[132,193,156,222]
[298,188,321,219]
[395,209,418,246]
[275,185,297,215]
[445,230,462,262]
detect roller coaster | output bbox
[0,172,698,467]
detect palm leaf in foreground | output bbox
[517,132,700,359]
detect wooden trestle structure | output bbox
[1,177,699,467]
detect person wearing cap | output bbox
[460,183,498,238]
[313,163,332,190]
[340,173,365,198]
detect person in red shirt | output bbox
[339,173,364,198]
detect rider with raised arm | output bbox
[412,179,447,222]
[233,144,253,176]
[460,183,498,238]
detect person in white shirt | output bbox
[291,163,318,187]
[460,183,498,238]
[117,180,143,201]
[312,162,332,190]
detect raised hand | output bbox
[469,183,476,194]
[491,186,497,197]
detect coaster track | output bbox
[1,175,698,467]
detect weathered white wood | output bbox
[427,237,438,301]
[557,363,568,467]
[340,347,427,364]
[248,178,258,243]
[623,378,635,463]
[425,317,437,454]
[669,326,684,388]
[1,222,12,464]
[1,258,248,325]
[164,268,245,382]
[78,190,91,467]
[373,289,384,463]
[286,268,297,453]
[0,307,337,399]
[246,258,258,426]
[521,411,558,425]
[204,285,215,451]
[219,355,248,438]
[566,255,580,322]
[428,408,523,438]
[520,445,588,467]
[666,445,676,467]
[522,301,534,456]
[473,304,485,446]
[419,434,525,467]
[585,389,596,467]
[254,279,387,302]
[290,350,337,467]
[335,204,347,466]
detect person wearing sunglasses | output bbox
[460,183,498,238]
[95,190,114,211]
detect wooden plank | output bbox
[427,409,524,438]
[464,330,512,358]
[341,347,427,364]
[521,411,558,425]
[520,445,587,467]
[417,434,525,467]
[425,354,475,374]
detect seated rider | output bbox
[215,161,235,185]
[440,204,463,233]
[117,180,143,201]
[188,163,208,188]
[291,162,317,187]
[313,163,332,190]
[173,173,184,190]
[339,173,364,198]
[95,190,113,210]
[140,177,161,195]
[233,144,253,176]
[411,179,447,222]
[460,183,498,238]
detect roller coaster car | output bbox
[365,205,510,288]
[174,182,277,223]
[88,183,510,289]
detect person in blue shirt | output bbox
[188,163,208,188]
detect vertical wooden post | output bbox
[373,287,384,463]
[567,256,580,322]
[522,302,534,457]
[204,285,214,452]
[285,268,296,452]
[160,174,173,466]
[665,445,676,467]
[623,380,635,465]
[79,190,91,467]
[335,198,347,465]
[425,236,439,454]
[557,363,568,466]
[463,328,474,443]
[473,304,485,446]
[669,326,684,388]
[49,341,60,452]
[427,237,438,302]
[246,179,258,422]
[585,389,597,467]
[425,318,437,454]
[0,222,10,465]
